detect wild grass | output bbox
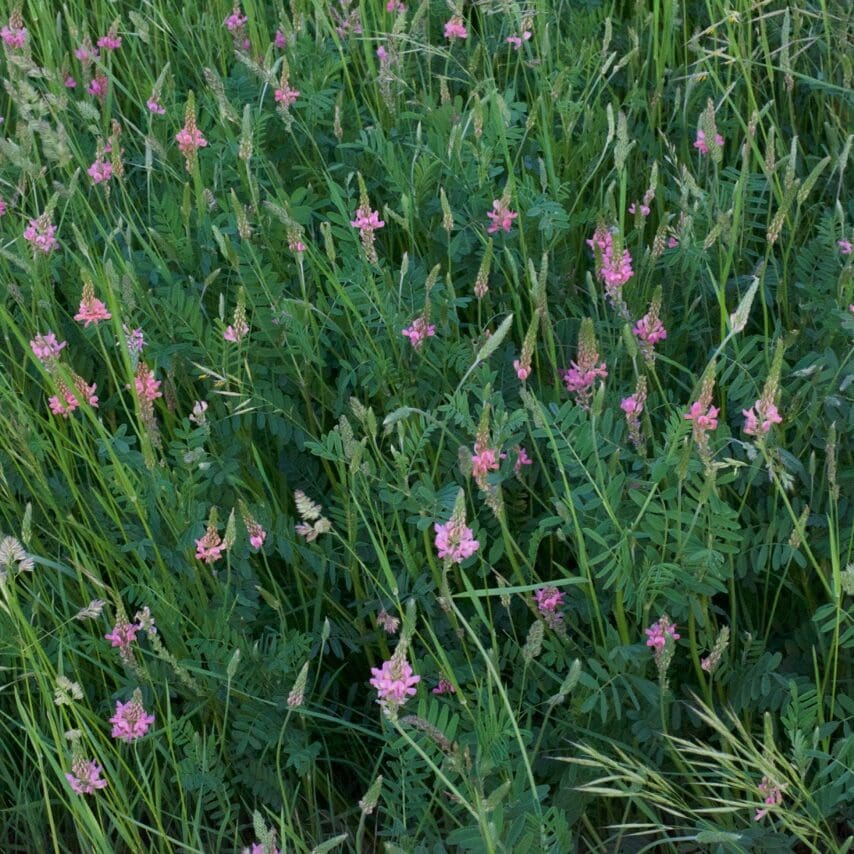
[0,0,852,851]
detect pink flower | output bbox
[23,215,59,254]
[30,332,67,362]
[645,615,680,654]
[514,446,532,475]
[74,44,99,63]
[434,518,479,564]
[534,585,565,630]
[0,197,6,217]
[223,318,249,342]
[289,237,306,253]
[350,206,384,232]
[175,125,208,157]
[369,656,420,707]
[754,776,784,821]
[386,0,406,10]
[432,678,455,695]
[64,75,77,88]
[147,98,166,115]
[694,129,724,155]
[123,326,146,357]
[134,364,162,403]
[195,526,226,563]
[628,202,650,217]
[88,75,108,100]
[274,84,300,106]
[274,30,287,48]
[225,8,248,32]
[97,33,122,51]
[667,236,679,248]
[1,22,27,50]
[243,844,281,854]
[74,288,112,327]
[742,400,782,436]
[109,691,155,742]
[105,618,139,655]
[471,446,500,480]
[87,158,113,184]
[486,199,518,234]
[563,362,607,397]
[401,316,436,350]
[513,359,531,381]
[443,16,468,40]
[66,759,107,795]
[684,401,719,432]
[376,608,400,635]
[248,524,266,550]
[633,312,667,346]
[587,225,633,307]
[505,31,532,49]
[839,239,853,255]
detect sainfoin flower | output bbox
[223,318,249,342]
[754,776,784,821]
[225,7,248,32]
[587,224,633,309]
[513,358,531,381]
[48,377,99,417]
[350,206,384,233]
[88,158,112,184]
[506,31,532,49]
[742,400,782,436]
[134,363,162,403]
[369,656,420,707]
[147,97,166,115]
[684,400,718,433]
[534,586,565,629]
[109,689,155,742]
[645,614,680,656]
[621,378,646,450]
[443,16,468,40]
[195,522,226,563]
[88,75,108,99]
[23,214,59,255]
[432,678,455,695]
[839,239,853,255]
[514,446,532,475]
[66,759,107,795]
[694,128,724,155]
[274,30,287,48]
[563,318,607,410]
[486,199,518,234]
[243,843,281,854]
[376,608,400,635]
[1,13,27,49]
[401,316,435,350]
[386,0,406,11]
[105,617,139,658]
[74,282,112,326]
[175,124,207,157]
[434,517,479,564]
[30,332,67,362]
[274,84,300,107]
[97,31,122,50]
[471,443,500,481]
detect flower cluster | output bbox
[434,517,479,564]
[23,214,59,255]
[754,776,784,821]
[621,376,647,451]
[563,318,607,410]
[351,193,385,264]
[294,489,332,541]
[195,515,226,564]
[684,368,718,465]
[1,11,27,49]
[633,290,667,363]
[401,316,436,350]
[534,586,565,630]
[444,16,468,40]
[224,7,250,51]
[587,224,633,312]
[30,332,67,363]
[66,758,108,795]
[369,655,420,710]
[109,689,155,742]
[486,198,518,234]
[74,281,112,327]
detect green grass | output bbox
[0,0,852,851]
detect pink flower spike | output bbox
[645,615,680,661]
[175,125,208,157]
[66,759,108,795]
[443,16,468,40]
[23,215,59,255]
[742,400,782,437]
[109,691,155,742]
[434,518,479,564]
[1,21,27,50]
[486,199,518,234]
[839,239,853,255]
[147,98,166,115]
[401,316,436,350]
[513,358,531,381]
[369,656,420,708]
[74,288,112,327]
[274,84,300,107]
[105,618,139,656]
[88,75,109,100]
[684,401,719,432]
[225,8,248,31]
[350,206,385,232]
[64,75,77,88]
[87,158,113,184]
[386,0,406,11]
[514,446,532,474]
[633,313,667,346]
[274,30,287,48]
[97,33,122,51]
[432,678,455,695]
[30,332,67,362]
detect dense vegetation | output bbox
[0,0,852,851]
